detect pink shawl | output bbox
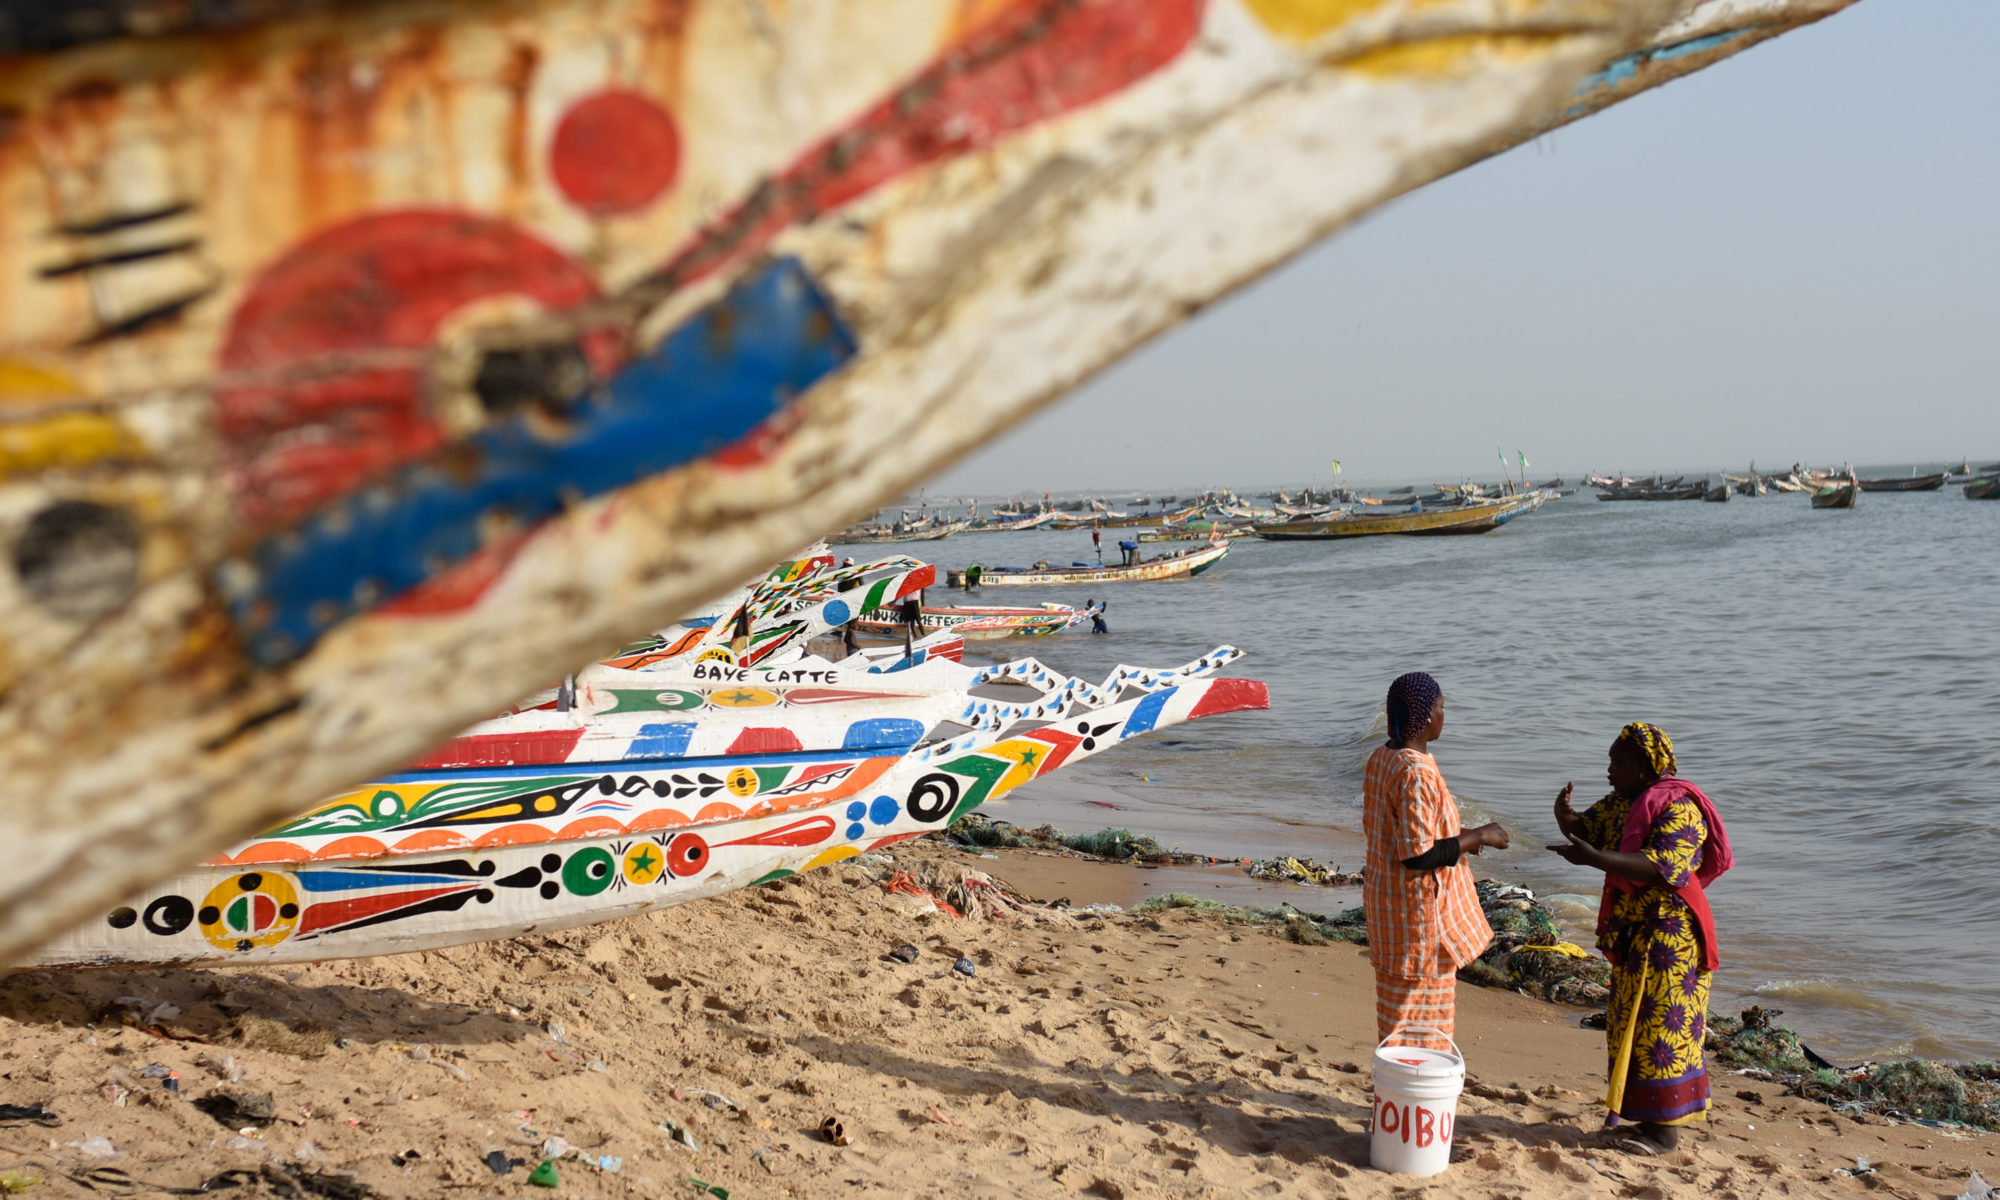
[1596,777,1734,969]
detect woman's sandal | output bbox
[1611,1136,1662,1157]
[1594,1130,1663,1157]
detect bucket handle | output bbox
[1377,1023,1463,1062]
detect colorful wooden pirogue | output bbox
[944,539,1230,586]
[851,602,1101,641]
[1252,493,1547,539]
[28,642,1265,968]
[28,556,1267,966]
[0,0,1861,964]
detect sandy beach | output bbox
[2,842,1991,1199]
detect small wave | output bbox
[1752,978,1852,1000]
[1538,893,1598,920]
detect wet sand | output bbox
[2,842,1991,1198]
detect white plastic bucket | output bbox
[1370,1024,1465,1176]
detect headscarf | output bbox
[1615,722,1676,777]
[1385,672,1441,744]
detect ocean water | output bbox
[837,480,2000,1062]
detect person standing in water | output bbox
[1361,673,1508,1049]
[1092,527,1102,563]
[1549,723,1733,1155]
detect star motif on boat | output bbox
[626,846,660,882]
[719,690,759,705]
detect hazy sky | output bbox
[929,0,1998,495]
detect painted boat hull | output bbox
[1964,479,1998,500]
[851,604,1090,640]
[944,540,1229,586]
[1812,483,1860,509]
[1253,496,1542,539]
[26,672,1267,968]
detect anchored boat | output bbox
[1253,494,1545,539]
[1856,473,1946,493]
[944,539,1230,586]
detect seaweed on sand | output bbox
[932,814,1201,865]
[1705,1005,1810,1073]
[1131,893,1368,946]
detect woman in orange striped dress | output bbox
[1362,672,1509,1049]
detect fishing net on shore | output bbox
[1247,857,1362,886]
[1455,882,1611,1006]
[883,863,1076,928]
[932,814,1203,865]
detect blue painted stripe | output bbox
[294,871,473,893]
[1572,29,1747,99]
[1119,688,1176,739]
[375,743,887,785]
[623,722,697,762]
[221,257,857,667]
[842,717,927,750]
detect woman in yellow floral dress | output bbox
[1549,723,1734,1153]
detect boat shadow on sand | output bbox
[0,958,538,1050]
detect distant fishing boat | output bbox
[1965,478,1999,501]
[1597,484,1704,501]
[840,518,970,543]
[1856,472,1946,493]
[1812,479,1859,509]
[972,510,1056,531]
[1051,503,1201,530]
[1704,483,1730,502]
[1252,494,1544,539]
[945,539,1230,586]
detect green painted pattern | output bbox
[938,753,1012,823]
[266,776,592,838]
[602,688,706,714]
[563,847,618,896]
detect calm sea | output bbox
[837,476,2000,1062]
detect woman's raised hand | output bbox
[1553,781,1580,837]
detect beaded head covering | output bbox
[1385,672,1441,744]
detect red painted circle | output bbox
[215,210,614,530]
[551,91,681,215]
[665,833,710,879]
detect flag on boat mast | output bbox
[1330,458,1341,476]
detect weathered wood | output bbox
[0,0,1856,963]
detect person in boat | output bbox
[965,562,983,591]
[1549,723,1734,1154]
[1361,673,1508,1050]
[899,593,923,657]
